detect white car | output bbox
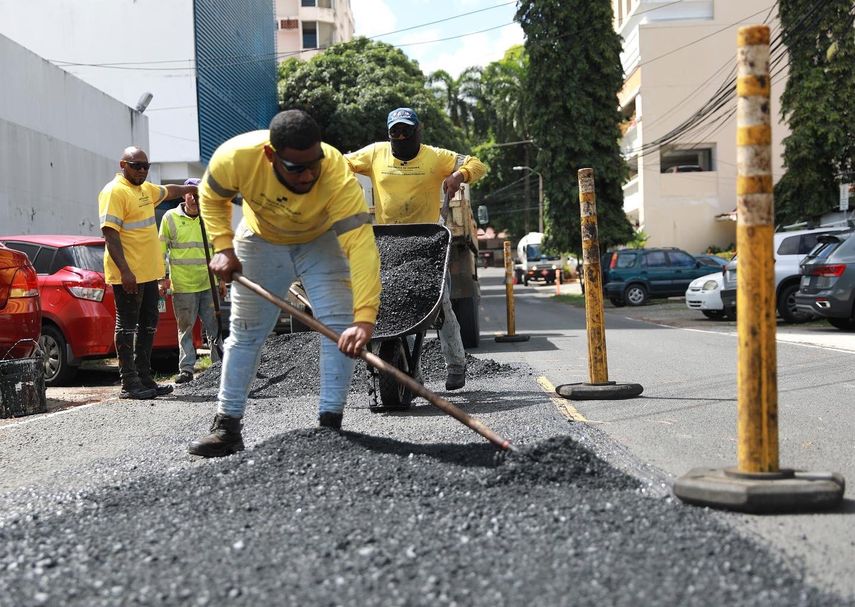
[685,272,727,319]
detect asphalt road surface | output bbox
[0,267,852,606]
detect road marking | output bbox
[0,399,113,429]
[537,376,588,422]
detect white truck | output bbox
[514,232,563,286]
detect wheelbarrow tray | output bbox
[372,223,451,340]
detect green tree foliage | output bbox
[775,0,855,224]
[517,0,633,253]
[426,66,483,140]
[278,37,462,153]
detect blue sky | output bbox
[351,0,525,78]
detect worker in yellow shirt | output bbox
[188,110,381,458]
[99,146,198,400]
[345,107,487,390]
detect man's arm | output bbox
[102,227,137,294]
[441,152,488,197]
[343,144,375,176]
[164,183,197,201]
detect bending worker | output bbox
[158,178,225,384]
[345,107,486,390]
[99,146,197,400]
[188,109,380,458]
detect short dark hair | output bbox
[269,110,321,151]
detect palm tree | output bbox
[427,67,483,139]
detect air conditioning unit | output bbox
[279,18,299,30]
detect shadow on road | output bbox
[343,431,501,468]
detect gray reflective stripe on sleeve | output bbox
[168,241,207,249]
[206,173,239,198]
[100,214,124,227]
[169,258,208,265]
[157,185,168,202]
[165,214,178,245]
[331,213,372,235]
[454,154,466,171]
[123,216,156,230]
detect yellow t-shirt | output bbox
[98,174,167,284]
[344,142,487,224]
[198,130,381,325]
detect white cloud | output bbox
[351,0,397,37]
[408,23,524,77]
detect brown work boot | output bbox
[188,414,245,458]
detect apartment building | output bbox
[613,0,788,252]
[0,0,278,184]
[275,0,355,60]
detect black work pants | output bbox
[113,280,159,385]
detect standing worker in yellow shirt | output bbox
[188,109,381,458]
[158,178,226,384]
[99,147,198,400]
[345,107,487,390]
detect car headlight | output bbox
[702,280,719,291]
[531,265,538,271]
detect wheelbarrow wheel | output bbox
[376,339,414,410]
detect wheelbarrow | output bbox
[368,223,451,410]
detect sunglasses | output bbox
[274,152,324,174]
[388,124,416,139]
[125,161,151,171]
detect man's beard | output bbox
[391,137,421,161]
[273,168,318,194]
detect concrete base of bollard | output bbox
[495,334,530,343]
[674,467,845,514]
[555,381,643,400]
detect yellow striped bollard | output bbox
[495,240,529,343]
[674,25,844,513]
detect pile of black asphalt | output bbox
[0,426,844,606]
[176,332,514,400]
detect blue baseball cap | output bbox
[184,178,201,186]
[387,107,419,128]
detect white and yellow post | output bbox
[496,240,529,343]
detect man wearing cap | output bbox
[99,146,198,400]
[345,107,487,390]
[158,178,225,384]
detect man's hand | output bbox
[158,278,171,296]
[218,281,228,300]
[337,322,374,358]
[121,269,138,294]
[209,248,241,283]
[442,171,465,198]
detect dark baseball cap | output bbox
[387,107,419,128]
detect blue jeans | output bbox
[218,222,355,418]
[171,290,220,373]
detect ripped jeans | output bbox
[217,222,356,419]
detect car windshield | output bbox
[526,244,541,261]
[803,232,855,263]
[71,244,105,272]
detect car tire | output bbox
[39,324,78,387]
[451,296,480,349]
[624,284,648,306]
[702,310,725,320]
[777,283,813,323]
[828,317,855,331]
[609,297,625,307]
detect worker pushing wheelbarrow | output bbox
[367,223,451,410]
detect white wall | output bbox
[0,0,199,166]
[0,34,149,235]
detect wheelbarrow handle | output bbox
[232,272,515,453]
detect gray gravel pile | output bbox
[375,232,446,337]
[175,333,516,400]
[0,430,841,607]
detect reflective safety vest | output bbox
[158,206,214,293]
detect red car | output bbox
[0,243,41,360]
[0,235,200,386]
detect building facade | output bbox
[275,0,355,60]
[1,34,149,236]
[613,0,788,252]
[0,0,278,186]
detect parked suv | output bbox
[0,243,41,360]
[603,248,716,306]
[795,231,855,330]
[1,235,200,385]
[720,225,853,322]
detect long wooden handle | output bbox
[232,273,515,452]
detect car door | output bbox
[668,250,703,292]
[641,251,672,294]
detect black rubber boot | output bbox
[119,378,157,400]
[445,368,466,391]
[318,412,343,430]
[139,375,174,396]
[134,327,172,396]
[188,414,245,458]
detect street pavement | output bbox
[0,267,852,605]
[478,267,855,600]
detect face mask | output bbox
[390,131,421,161]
